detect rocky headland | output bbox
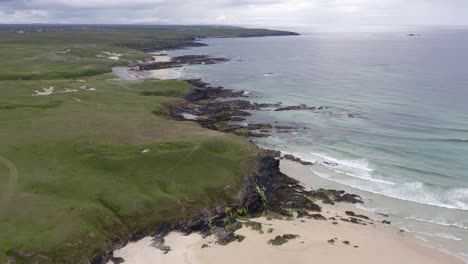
[93,52,375,264]
[95,47,462,264]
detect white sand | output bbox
[108,159,462,264]
[34,87,55,96]
[153,55,172,62]
[182,113,199,120]
[111,66,181,81]
[141,148,151,153]
[99,51,122,61]
[58,49,71,54]
[80,85,96,91]
[58,88,78,93]
[33,86,96,96]
[141,68,182,80]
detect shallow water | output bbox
[166,27,468,262]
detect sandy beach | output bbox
[108,159,462,264]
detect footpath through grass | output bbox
[0,26,277,263]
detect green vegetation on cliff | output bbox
[0,25,297,263]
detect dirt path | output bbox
[0,155,18,204]
[167,146,200,175]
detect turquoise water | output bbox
[167,28,468,261]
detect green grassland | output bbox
[0,27,296,80]
[0,26,289,263]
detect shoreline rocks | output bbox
[91,151,364,263]
[131,55,229,71]
[90,52,366,264]
[274,105,329,111]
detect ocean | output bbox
[165,27,468,261]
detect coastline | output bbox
[98,39,463,264]
[106,159,462,264]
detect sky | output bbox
[1,0,468,28]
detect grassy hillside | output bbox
[0,27,297,80]
[0,26,282,263]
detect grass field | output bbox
[0,27,295,80]
[0,26,287,263]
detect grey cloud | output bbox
[1,0,468,26]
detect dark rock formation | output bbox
[268,234,299,246]
[131,55,228,71]
[323,161,339,167]
[274,105,329,111]
[345,211,370,220]
[110,257,125,264]
[305,189,363,205]
[90,56,370,264]
[217,232,237,245]
[263,149,281,158]
[283,154,315,165]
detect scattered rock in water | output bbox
[283,154,315,165]
[246,123,273,130]
[249,133,271,138]
[274,105,328,111]
[336,193,363,204]
[327,239,335,245]
[201,244,209,249]
[275,125,296,130]
[382,220,392,225]
[305,189,363,205]
[268,234,299,246]
[332,222,338,225]
[343,241,350,245]
[323,161,339,167]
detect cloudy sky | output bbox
[1,0,467,27]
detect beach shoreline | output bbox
[100,40,464,264]
[106,159,462,264]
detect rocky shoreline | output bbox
[159,78,330,139]
[130,55,229,71]
[91,53,375,264]
[92,151,366,264]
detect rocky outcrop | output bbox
[91,51,366,264]
[274,105,329,111]
[283,154,315,165]
[161,79,280,137]
[132,55,229,71]
[92,150,366,263]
